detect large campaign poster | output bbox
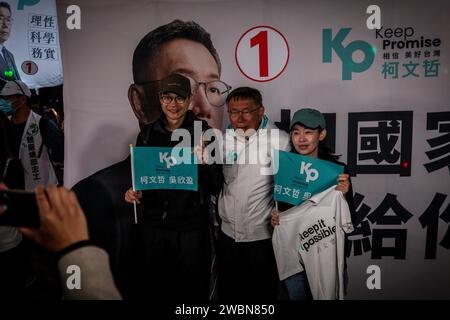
[58,0,450,299]
[1,0,63,88]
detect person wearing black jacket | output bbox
[0,111,30,299]
[125,73,223,301]
[72,20,228,299]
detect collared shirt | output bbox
[218,115,290,242]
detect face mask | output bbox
[0,99,14,116]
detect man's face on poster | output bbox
[151,38,225,129]
[0,7,11,44]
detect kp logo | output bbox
[18,0,40,10]
[300,161,318,183]
[323,28,375,80]
[159,152,177,169]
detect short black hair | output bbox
[0,2,11,13]
[132,20,221,83]
[226,87,263,107]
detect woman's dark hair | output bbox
[318,138,340,162]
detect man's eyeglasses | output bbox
[136,76,232,108]
[160,94,187,105]
[0,16,13,25]
[228,106,262,118]
[190,78,232,108]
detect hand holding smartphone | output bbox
[0,189,40,227]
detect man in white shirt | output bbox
[0,2,21,80]
[217,87,290,300]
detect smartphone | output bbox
[0,189,40,227]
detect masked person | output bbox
[0,80,62,190]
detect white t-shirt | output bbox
[0,226,22,252]
[272,186,354,300]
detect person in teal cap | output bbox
[271,107,356,300]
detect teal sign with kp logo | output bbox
[18,0,40,10]
[323,28,375,80]
[273,150,344,206]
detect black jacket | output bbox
[138,110,223,230]
[72,157,139,299]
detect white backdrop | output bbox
[58,0,450,299]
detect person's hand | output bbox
[0,182,7,215]
[271,209,280,227]
[335,173,350,195]
[125,188,142,204]
[193,131,209,165]
[19,185,89,253]
[193,145,209,165]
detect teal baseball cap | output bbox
[290,108,326,131]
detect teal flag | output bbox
[131,146,198,191]
[273,150,344,206]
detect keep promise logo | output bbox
[159,152,178,169]
[323,28,375,80]
[300,161,319,183]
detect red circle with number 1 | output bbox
[235,25,289,82]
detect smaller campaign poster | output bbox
[131,146,198,192]
[274,150,344,206]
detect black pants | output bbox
[136,225,211,301]
[0,239,33,299]
[216,231,279,301]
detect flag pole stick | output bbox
[130,144,137,224]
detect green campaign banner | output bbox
[131,146,198,191]
[274,150,344,205]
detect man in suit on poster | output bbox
[0,2,21,81]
